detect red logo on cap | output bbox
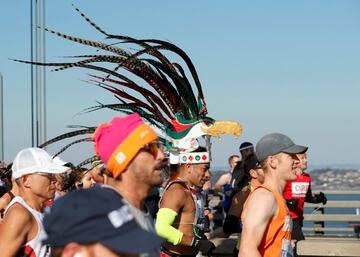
[188,155,194,161]
[202,155,207,160]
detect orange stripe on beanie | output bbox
[92,114,158,178]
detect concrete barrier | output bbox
[297,239,360,256]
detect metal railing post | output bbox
[31,0,46,147]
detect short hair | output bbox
[259,153,282,173]
[57,169,81,192]
[228,155,240,166]
[0,163,12,190]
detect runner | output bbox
[93,113,167,257]
[43,186,163,257]
[215,155,240,213]
[229,142,255,207]
[283,152,327,256]
[73,168,96,189]
[0,161,9,197]
[239,133,307,257]
[215,155,240,190]
[0,163,19,220]
[155,147,215,257]
[223,155,264,256]
[0,147,68,257]
[54,163,77,196]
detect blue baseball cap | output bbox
[43,187,163,254]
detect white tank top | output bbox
[5,196,51,257]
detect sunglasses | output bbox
[140,141,164,158]
[33,172,57,181]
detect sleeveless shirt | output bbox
[5,196,50,257]
[242,185,293,257]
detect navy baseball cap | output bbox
[43,187,163,254]
[256,133,307,162]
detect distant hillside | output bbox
[309,168,360,190]
[210,167,360,190]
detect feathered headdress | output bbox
[13,5,242,165]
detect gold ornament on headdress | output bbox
[201,120,242,139]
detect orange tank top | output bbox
[242,185,293,257]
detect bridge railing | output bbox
[303,190,360,237]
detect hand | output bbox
[192,239,215,255]
[318,192,327,205]
[223,214,241,234]
[286,198,299,207]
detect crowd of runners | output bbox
[0,10,328,256]
[0,115,327,257]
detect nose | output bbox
[156,147,165,160]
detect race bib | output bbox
[291,182,309,197]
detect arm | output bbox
[155,183,192,246]
[228,189,249,218]
[0,193,11,220]
[305,178,327,204]
[223,189,249,234]
[0,193,11,210]
[214,174,231,190]
[0,204,33,257]
[239,189,277,257]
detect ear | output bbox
[22,175,32,188]
[184,163,192,174]
[62,242,82,257]
[268,156,277,170]
[249,169,257,179]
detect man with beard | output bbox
[240,133,307,257]
[155,147,215,257]
[0,147,68,257]
[92,113,167,257]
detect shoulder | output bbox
[160,182,191,211]
[0,193,11,209]
[5,203,33,224]
[245,188,277,217]
[1,203,34,234]
[221,173,231,180]
[216,173,231,184]
[251,188,277,201]
[303,173,311,180]
[161,182,189,202]
[166,181,188,193]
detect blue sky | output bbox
[1,0,359,168]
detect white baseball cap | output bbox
[12,147,69,179]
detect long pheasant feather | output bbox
[38,128,95,148]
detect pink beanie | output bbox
[92,113,158,178]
